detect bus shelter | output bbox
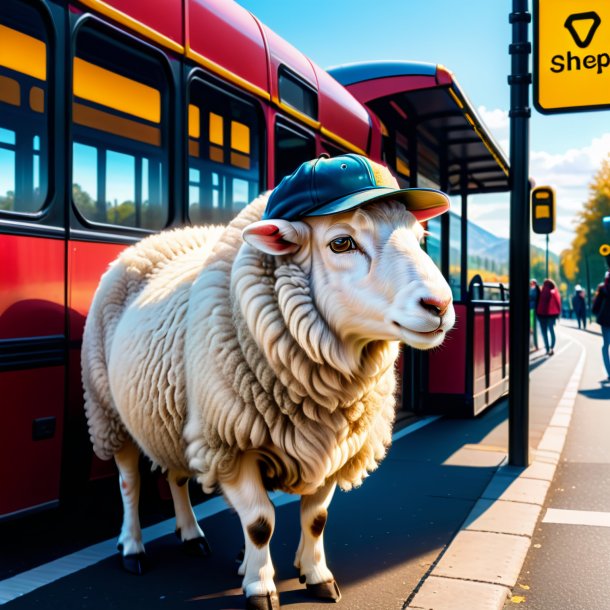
[330,61,512,416]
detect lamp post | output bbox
[508,0,531,467]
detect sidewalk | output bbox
[0,322,604,610]
[406,323,585,610]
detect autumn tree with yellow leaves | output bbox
[561,155,610,296]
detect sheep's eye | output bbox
[329,236,357,253]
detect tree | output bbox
[72,183,97,219]
[562,154,610,290]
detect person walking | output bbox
[571,284,587,330]
[592,271,610,383]
[529,279,541,350]
[536,278,561,356]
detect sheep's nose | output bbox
[419,296,451,317]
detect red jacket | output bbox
[537,283,561,317]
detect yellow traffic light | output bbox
[531,186,556,234]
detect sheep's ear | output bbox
[242,219,303,255]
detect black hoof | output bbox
[245,591,280,610]
[182,536,212,557]
[298,573,306,584]
[121,552,148,575]
[306,580,342,602]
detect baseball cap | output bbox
[262,153,449,222]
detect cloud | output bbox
[474,105,610,254]
[531,147,606,188]
[477,106,509,156]
[478,106,509,131]
[529,135,610,252]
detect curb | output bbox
[405,344,586,610]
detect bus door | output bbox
[0,0,66,518]
[66,16,174,482]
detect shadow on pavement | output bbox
[578,385,610,400]
[2,399,517,610]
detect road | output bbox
[1,320,605,609]
[505,322,610,610]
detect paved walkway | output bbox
[1,321,606,609]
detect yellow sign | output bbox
[534,1,610,113]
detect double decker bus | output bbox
[0,0,509,519]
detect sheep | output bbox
[81,153,455,610]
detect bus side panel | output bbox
[88,0,184,47]
[0,233,65,517]
[67,240,126,340]
[488,307,508,404]
[427,303,467,394]
[66,240,126,481]
[314,67,372,156]
[0,234,64,339]
[0,366,64,517]
[472,306,487,398]
[187,0,269,94]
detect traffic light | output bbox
[531,186,556,234]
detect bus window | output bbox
[188,78,261,224]
[426,216,441,270]
[278,67,318,120]
[449,204,462,301]
[274,121,315,184]
[0,0,49,215]
[71,23,169,230]
[418,136,441,190]
[395,132,410,186]
[320,140,347,158]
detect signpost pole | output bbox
[508,0,531,467]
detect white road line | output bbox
[553,335,574,359]
[0,415,440,604]
[543,508,610,528]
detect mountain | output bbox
[448,211,559,280]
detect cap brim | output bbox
[304,187,450,222]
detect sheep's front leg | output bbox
[221,453,279,610]
[167,471,211,556]
[114,440,146,574]
[295,481,341,602]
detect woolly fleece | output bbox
[82,194,399,495]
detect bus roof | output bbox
[78,0,372,156]
[329,61,510,195]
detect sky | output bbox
[235,0,610,256]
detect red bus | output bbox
[0,0,509,519]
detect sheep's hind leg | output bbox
[115,440,147,574]
[167,471,211,556]
[220,453,279,610]
[295,481,341,602]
